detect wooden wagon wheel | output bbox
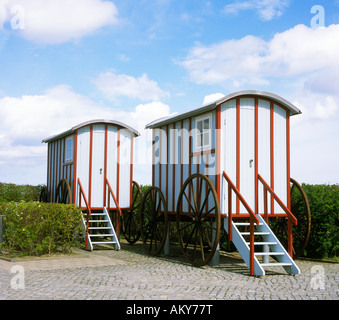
[270,178,311,259]
[122,181,144,244]
[55,179,72,204]
[140,186,168,255]
[39,186,49,203]
[176,173,221,266]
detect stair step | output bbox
[91,241,117,245]
[247,242,277,245]
[260,262,292,267]
[254,252,285,256]
[89,234,114,237]
[83,213,105,215]
[88,220,109,223]
[240,232,270,236]
[89,227,111,230]
[234,222,263,226]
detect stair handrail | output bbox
[105,178,122,238]
[222,171,259,275]
[257,174,297,258]
[257,174,297,225]
[77,178,91,250]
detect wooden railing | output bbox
[77,178,91,250]
[257,174,297,257]
[105,178,122,238]
[222,171,259,275]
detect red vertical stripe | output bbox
[88,125,93,207]
[270,102,275,214]
[286,112,291,210]
[188,118,192,213]
[130,136,134,209]
[47,143,50,200]
[254,98,259,215]
[117,129,120,204]
[180,120,183,189]
[52,142,56,202]
[73,131,78,205]
[172,124,175,212]
[152,129,155,187]
[159,128,162,192]
[104,125,108,207]
[166,125,169,205]
[216,105,221,204]
[236,98,240,214]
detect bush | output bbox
[302,184,339,259]
[0,202,82,256]
[0,183,44,203]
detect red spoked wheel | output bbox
[176,173,221,266]
[140,186,168,255]
[270,178,311,259]
[122,181,143,244]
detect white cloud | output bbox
[179,24,339,88]
[203,93,225,105]
[223,0,290,21]
[92,71,170,102]
[1,0,119,44]
[0,85,171,184]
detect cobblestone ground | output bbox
[0,240,338,300]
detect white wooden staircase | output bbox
[222,171,300,276]
[81,207,120,251]
[224,214,300,276]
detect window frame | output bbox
[64,136,74,163]
[195,114,212,151]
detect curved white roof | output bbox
[146,90,301,129]
[42,119,140,143]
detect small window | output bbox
[196,115,211,150]
[65,137,73,162]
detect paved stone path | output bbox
[0,240,338,300]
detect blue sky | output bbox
[0,0,338,186]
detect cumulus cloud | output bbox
[203,93,225,105]
[92,71,170,102]
[178,24,339,88]
[0,0,119,44]
[0,85,171,184]
[223,0,290,21]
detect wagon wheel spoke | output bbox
[176,173,220,266]
[55,179,72,204]
[200,206,217,219]
[199,188,211,215]
[140,186,168,255]
[183,192,197,215]
[122,181,143,244]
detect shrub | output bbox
[0,183,43,203]
[302,184,339,259]
[0,202,82,256]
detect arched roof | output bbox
[146,90,301,129]
[42,119,140,143]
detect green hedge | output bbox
[302,184,339,259]
[0,202,82,256]
[0,183,43,203]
